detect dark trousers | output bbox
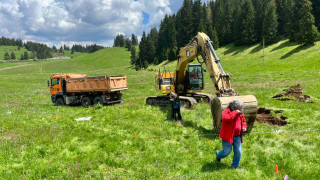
[171,107,182,120]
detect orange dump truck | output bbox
[48,73,128,107]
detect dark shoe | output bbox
[216,151,221,163]
[231,166,238,169]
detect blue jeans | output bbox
[217,136,242,168]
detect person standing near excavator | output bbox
[170,91,182,120]
[216,100,247,169]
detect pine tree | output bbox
[130,46,137,65]
[276,0,295,38]
[235,0,257,45]
[125,38,132,51]
[4,51,10,60]
[52,45,57,52]
[59,46,64,54]
[10,51,15,60]
[211,26,220,49]
[290,0,304,42]
[176,0,194,48]
[252,0,267,41]
[263,0,279,44]
[192,0,205,35]
[20,54,24,60]
[223,0,234,44]
[146,33,156,63]
[71,48,74,54]
[213,0,226,45]
[311,0,320,31]
[298,0,319,44]
[138,31,148,69]
[24,51,29,60]
[30,52,35,59]
[131,34,138,45]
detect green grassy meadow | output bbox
[0,41,319,179]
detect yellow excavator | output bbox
[146,32,258,133]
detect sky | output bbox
[0,0,205,47]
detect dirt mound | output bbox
[272,84,313,103]
[256,108,288,126]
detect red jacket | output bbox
[219,108,247,143]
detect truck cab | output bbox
[48,74,87,105]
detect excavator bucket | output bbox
[211,95,258,134]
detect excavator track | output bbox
[146,96,197,109]
[194,92,215,103]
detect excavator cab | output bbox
[155,69,175,94]
[186,64,204,91]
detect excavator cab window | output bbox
[162,78,172,85]
[188,65,204,90]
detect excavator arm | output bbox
[176,32,235,96]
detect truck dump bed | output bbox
[66,75,128,93]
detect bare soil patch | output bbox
[272,84,313,103]
[256,108,288,126]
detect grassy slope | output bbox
[0,41,319,179]
[0,46,32,61]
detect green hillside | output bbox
[0,46,32,61]
[0,41,319,179]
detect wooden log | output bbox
[211,95,258,134]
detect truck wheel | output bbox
[55,98,64,106]
[93,97,104,105]
[81,97,92,108]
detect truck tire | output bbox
[55,98,64,106]
[93,96,104,105]
[81,97,92,108]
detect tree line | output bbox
[1,36,105,60]
[70,44,105,54]
[129,0,319,70]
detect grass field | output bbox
[0,41,319,179]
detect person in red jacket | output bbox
[216,100,247,169]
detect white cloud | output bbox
[0,0,180,47]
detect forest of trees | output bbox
[1,36,105,60]
[113,34,138,49]
[129,0,319,70]
[70,44,105,54]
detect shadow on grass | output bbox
[280,43,315,59]
[270,40,295,52]
[159,107,172,120]
[201,161,230,172]
[183,120,219,140]
[222,44,248,56]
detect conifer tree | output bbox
[131,34,138,45]
[192,0,205,35]
[10,51,15,60]
[263,0,279,44]
[176,0,193,48]
[298,0,319,44]
[130,46,137,65]
[311,0,320,30]
[4,51,10,60]
[138,31,148,69]
[24,51,29,60]
[235,0,257,45]
[276,0,295,38]
[20,54,24,60]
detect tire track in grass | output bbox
[0,64,32,71]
